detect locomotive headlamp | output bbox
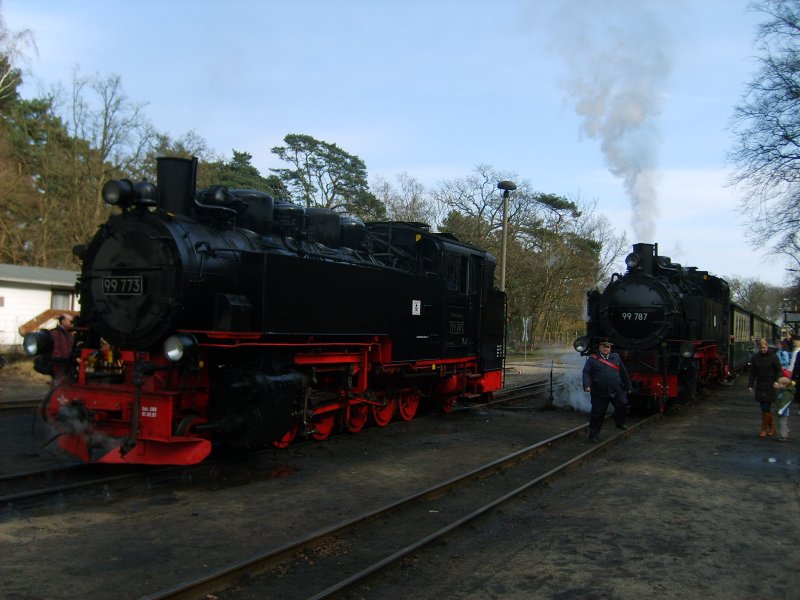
[573,336,590,353]
[163,334,197,362]
[133,181,157,207]
[102,179,158,208]
[102,179,136,207]
[625,252,641,269]
[22,330,53,356]
[679,342,696,358]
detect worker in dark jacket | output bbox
[748,338,782,438]
[50,314,75,377]
[582,338,631,442]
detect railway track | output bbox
[141,412,660,600]
[494,377,567,405]
[1,375,557,507]
[0,398,42,412]
[0,462,176,505]
[449,374,565,413]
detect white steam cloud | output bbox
[549,0,673,242]
[553,350,592,413]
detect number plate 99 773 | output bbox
[102,276,143,295]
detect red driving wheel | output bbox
[371,398,396,427]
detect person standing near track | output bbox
[50,314,75,372]
[748,338,782,438]
[582,338,632,442]
[774,376,794,442]
[33,313,76,379]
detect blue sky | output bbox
[6,0,789,285]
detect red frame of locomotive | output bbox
[622,339,729,409]
[49,331,503,465]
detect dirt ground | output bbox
[0,359,51,398]
[344,380,800,599]
[1,361,798,599]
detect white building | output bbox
[0,264,79,352]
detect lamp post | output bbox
[497,180,517,292]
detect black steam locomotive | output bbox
[24,157,506,464]
[573,243,778,410]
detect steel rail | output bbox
[0,398,42,412]
[452,377,561,412]
[0,464,180,505]
[141,413,660,600]
[309,414,660,600]
[0,462,84,484]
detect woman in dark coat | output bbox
[748,338,782,437]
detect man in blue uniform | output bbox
[582,338,631,442]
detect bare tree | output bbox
[729,0,800,268]
[371,172,436,224]
[2,70,158,268]
[728,275,789,321]
[0,2,36,108]
[432,164,531,246]
[573,200,630,288]
[432,165,623,346]
[64,71,155,231]
[36,70,156,251]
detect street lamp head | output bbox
[497,180,517,193]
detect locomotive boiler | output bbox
[573,243,732,410]
[24,157,506,465]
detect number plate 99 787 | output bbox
[102,276,143,295]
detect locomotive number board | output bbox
[610,306,664,334]
[617,311,653,321]
[102,276,144,295]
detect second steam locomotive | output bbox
[574,243,779,410]
[24,157,506,465]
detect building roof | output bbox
[0,264,79,288]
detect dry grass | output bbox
[1,357,51,383]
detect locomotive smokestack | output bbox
[157,156,198,216]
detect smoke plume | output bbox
[549,0,673,242]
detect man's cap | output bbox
[597,338,613,346]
